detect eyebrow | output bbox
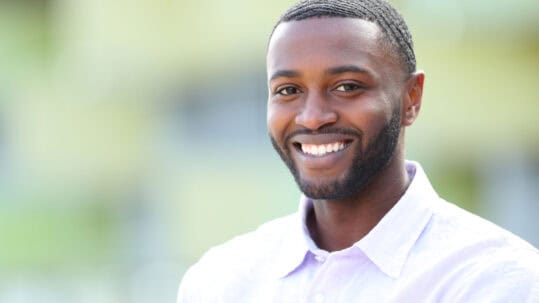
[326,65,372,76]
[269,70,301,81]
[269,65,373,82]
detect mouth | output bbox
[292,140,353,157]
[285,131,359,171]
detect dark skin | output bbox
[267,18,425,252]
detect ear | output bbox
[401,71,425,126]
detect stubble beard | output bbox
[270,109,401,200]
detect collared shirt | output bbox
[177,161,539,302]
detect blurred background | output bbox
[0,0,537,302]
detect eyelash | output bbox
[273,82,365,97]
[275,86,301,96]
[333,82,364,92]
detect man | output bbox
[178,0,539,302]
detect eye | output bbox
[334,82,363,92]
[276,86,301,96]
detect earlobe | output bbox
[402,71,425,126]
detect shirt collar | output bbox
[273,160,437,279]
[272,200,311,278]
[355,161,436,278]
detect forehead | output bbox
[267,18,397,78]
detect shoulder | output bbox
[421,199,539,302]
[177,213,297,302]
[444,245,539,302]
[428,198,537,252]
[198,212,297,267]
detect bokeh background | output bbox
[1,0,538,302]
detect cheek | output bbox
[340,99,390,143]
[267,103,295,142]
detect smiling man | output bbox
[177,0,539,302]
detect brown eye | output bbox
[334,83,361,92]
[277,86,301,96]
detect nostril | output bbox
[295,109,338,130]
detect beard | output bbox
[270,109,401,200]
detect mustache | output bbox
[284,127,363,145]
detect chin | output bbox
[296,174,359,200]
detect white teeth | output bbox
[300,142,347,157]
[313,146,320,156]
[326,144,333,153]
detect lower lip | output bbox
[292,143,353,170]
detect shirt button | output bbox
[314,255,326,262]
[314,293,325,303]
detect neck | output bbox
[307,154,410,252]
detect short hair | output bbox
[273,0,416,74]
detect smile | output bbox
[298,141,349,157]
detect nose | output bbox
[295,92,338,130]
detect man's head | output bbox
[266,0,424,200]
[273,0,416,75]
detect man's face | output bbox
[266,18,408,200]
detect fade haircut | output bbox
[273,0,416,74]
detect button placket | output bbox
[307,253,332,303]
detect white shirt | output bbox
[177,161,539,302]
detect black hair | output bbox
[273,0,416,74]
